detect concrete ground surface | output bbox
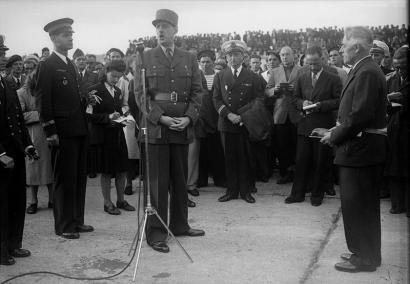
[0,175,408,284]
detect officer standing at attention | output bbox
[35,18,93,240]
[133,9,205,253]
[213,40,265,204]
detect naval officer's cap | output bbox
[44,18,74,35]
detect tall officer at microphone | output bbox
[35,18,93,239]
[134,9,205,253]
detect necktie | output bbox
[166,48,173,61]
[79,72,83,81]
[16,78,21,88]
[312,73,317,88]
[234,68,238,80]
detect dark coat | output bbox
[4,74,26,91]
[238,98,273,141]
[135,46,203,144]
[0,77,32,157]
[34,52,88,138]
[330,56,388,167]
[384,71,409,177]
[198,70,218,136]
[213,67,264,133]
[292,68,341,136]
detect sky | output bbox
[0,0,408,56]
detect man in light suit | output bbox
[265,46,301,184]
[321,26,387,272]
[286,46,341,206]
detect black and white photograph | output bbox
[0,0,408,283]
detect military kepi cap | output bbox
[221,40,247,54]
[152,9,178,27]
[44,18,74,35]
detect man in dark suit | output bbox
[73,48,98,96]
[1,76,36,265]
[213,40,264,204]
[321,26,388,272]
[5,55,26,90]
[35,18,93,240]
[286,46,341,206]
[133,9,205,254]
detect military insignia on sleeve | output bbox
[62,77,68,85]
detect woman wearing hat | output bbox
[17,68,53,214]
[88,60,135,215]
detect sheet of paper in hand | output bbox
[113,114,136,124]
[303,103,319,111]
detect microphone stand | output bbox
[129,47,193,282]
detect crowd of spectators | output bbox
[127,25,408,57]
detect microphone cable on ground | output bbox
[1,176,145,284]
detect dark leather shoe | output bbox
[218,193,237,202]
[9,248,31,258]
[88,173,97,178]
[285,196,304,204]
[0,256,15,265]
[334,261,377,272]
[104,204,121,215]
[311,199,323,206]
[242,194,255,203]
[48,202,53,209]
[116,200,135,211]
[277,174,293,184]
[26,204,38,214]
[175,228,205,237]
[76,224,94,233]
[150,241,169,253]
[188,188,200,196]
[326,188,336,196]
[60,232,80,239]
[124,185,133,195]
[187,199,196,208]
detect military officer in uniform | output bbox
[35,18,93,239]
[213,40,265,204]
[133,9,205,253]
[1,75,36,265]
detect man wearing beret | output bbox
[35,18,93,239]
[133,9,205,253]
[5,55,25,90]
[1,73,37,265]
[213,40,265,204]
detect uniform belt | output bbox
[153,92,188,103]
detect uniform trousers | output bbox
[187,138,200,190]
[198,132,226,187]
[52,136,88,235]
[339,165,383,266]
[145,143,190,245]
[290,135,333,201]
[221,131,252,197]
[0,151,26,259]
